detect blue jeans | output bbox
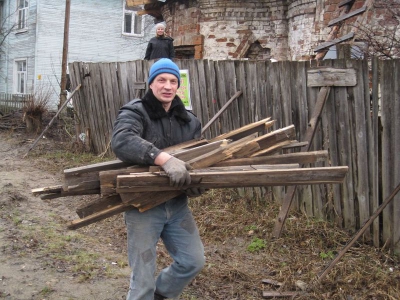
[125,196,205,300]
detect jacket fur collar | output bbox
[141,90,191,123]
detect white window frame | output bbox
[122,3,144,37]
[16,0,29,31]
[14,59,27,94]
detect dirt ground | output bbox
[0,114,399,300]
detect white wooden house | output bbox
[0,0,155,110]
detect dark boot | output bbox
[154,292,166,300]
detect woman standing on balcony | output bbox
[144,23,175,60]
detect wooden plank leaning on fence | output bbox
[272,86,332,238]
[272,66,358,237]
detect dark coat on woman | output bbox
[144,36,175,60]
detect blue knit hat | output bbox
[148,58,181,88]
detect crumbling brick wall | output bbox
[160,0,400,61]
[199,0,289,60]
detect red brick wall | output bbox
[159,0,400,61]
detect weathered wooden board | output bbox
[116,166,349,193]
[314,32,355,52]
[32,185,63,195]
[99,167,149,197]
[76,195,122,218]
[68,202,129,230]
[208,117,273,143]
[307,68,356,87]
[214,150,328,167]
[339,0,355,7]
[381,59,400,249]
[328,6,367,27]
[41,189,100,200]
[350,59,371,239]
[250,125,295,152]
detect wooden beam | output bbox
[40,189,100,200]
[186,134,258,169]
[249,125,295,151]
[282,141,308,149]
[137,9,161,17]
[328,6,367,27]
[272,87,332,238]
[122,191,181,209]
[64,160,131,176]
[338,0,355,7]
[315,183,400,283]
[249,140,295,157]
[201,91,242,135]
[98,167,148,196]
[314,32,355,52]
[163,138,208,153]
[68,202,130,230]
[116,167,349,193]
[32,185,63,195]
[307,68,356,87]
[76,195,123,218]
[208,118,273,143]
[169,140,228,162]
[126,0,158,6]
[214,150,329,167]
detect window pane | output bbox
[16,60,27,93]
[124,13,132,33]
[133,14,142,34]
[18,0,28,9]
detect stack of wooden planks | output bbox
[32,117,348,230]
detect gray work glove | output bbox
[184,187,207,198]
[161,157,192,188]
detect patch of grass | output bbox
[8,214,124,281]
[184,188,400,299]
[39,286,55,296]
[320,250,335,260]
[12,215,22,226]
[244,224,258,231]
[247,237,266,252]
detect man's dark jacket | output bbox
[111,90,201,165]
[144,36,175,60]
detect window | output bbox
[17,0,29,30]
[15,59,27,94]
[123,4,143,36]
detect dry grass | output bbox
[23,83,53,117]
[172,189,400,300]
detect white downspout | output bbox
[33,0,40,95]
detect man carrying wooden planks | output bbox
[111,58,205,300]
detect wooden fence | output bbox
[0,93,32,114]
[68,58,400,252]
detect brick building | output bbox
[130,0,399,60]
